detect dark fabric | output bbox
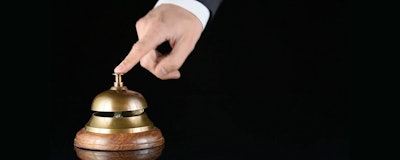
[197,0,224,19]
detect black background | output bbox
[51,0,348,159]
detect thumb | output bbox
[153,41,193,79]
[155,66,181,80]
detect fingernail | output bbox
[114,63,124,72]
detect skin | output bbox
[114,4,204,80]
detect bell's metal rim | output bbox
[84,125,153,134]
[84,112,154,134]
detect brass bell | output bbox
[74,73,164,151]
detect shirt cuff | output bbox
[154,0,210,29]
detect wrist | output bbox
[154,0,210,29]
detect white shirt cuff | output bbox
[154,0,210,29]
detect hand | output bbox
[114,4,204,80]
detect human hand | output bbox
[114,4,204,80]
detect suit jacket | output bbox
[197,0,224,19]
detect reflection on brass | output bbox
[113,73,124,88]
[74,145,164,160]
[85,112,154,134]
[86,73,153,134]
[91,77,148,112]
[74,73,165,151]
[90,89,148,112]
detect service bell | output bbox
[74,73,164,151]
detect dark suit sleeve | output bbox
[196,0,223,20]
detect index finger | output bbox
[114,33,166,74]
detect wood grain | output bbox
[74,127,165,151]
[74,145,164,160]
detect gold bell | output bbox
[74,73,164,151]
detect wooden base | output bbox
[74,145,164,160]
[74,127,164,151]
